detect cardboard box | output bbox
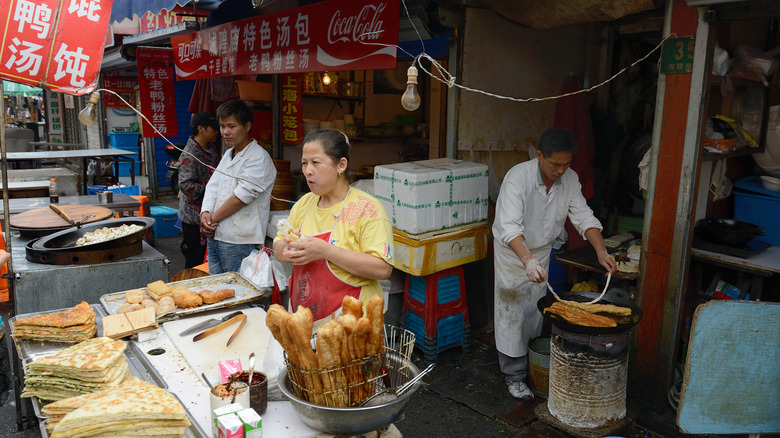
[393,221,489,276]
[237,408,262,438]
[374,159,489,234]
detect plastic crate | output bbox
[115,161,141,177]
[109,132,140,149]
[87,185,107,195]
[150,206,180,237]
[734,189,780,245]
[106,185,140,196]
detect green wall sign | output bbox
[661,37,695,74]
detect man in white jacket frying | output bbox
[492,128,616,401]
[200,99,276,274]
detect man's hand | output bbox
[525,259,547,283]
[598,251,617,274]
[200,212,217,237]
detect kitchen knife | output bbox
[193,314,247,343]
[179,310,243,336]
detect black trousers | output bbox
[181,221,207,268]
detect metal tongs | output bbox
[360,363,436,407]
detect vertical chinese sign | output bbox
[170,0,399,79]
[46,89,62,134]
[0,0,114,94]
[136,48,177,138]
[281,74,302,144]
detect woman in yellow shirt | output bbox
[273,130,393,326]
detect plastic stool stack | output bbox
[402,266,470,361]
[115,195,152,241]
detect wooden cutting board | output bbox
[162,307,271,387]
[10,205,114,230]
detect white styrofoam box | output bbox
[374,158,489,234]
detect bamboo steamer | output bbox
[272,160,293,210]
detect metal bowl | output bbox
[278,353,421,435]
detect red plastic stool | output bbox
[402,266,470,361]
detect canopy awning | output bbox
[110,0,221,23]
[2,81,43,96]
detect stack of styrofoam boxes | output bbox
[374,158,489,360]
[109,132,141,176]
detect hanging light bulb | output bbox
[321,71,332,86]
[401,65,421,111]
[78,92,100,126]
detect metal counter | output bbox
[9,234,169,315]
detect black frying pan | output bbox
[536,289,642,335]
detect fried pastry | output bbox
[124,290,145,304]
[174,290,203,309]
[199,288,235,304]
[146,280,172,301]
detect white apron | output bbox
[493,241,551,357]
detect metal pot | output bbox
[278,353,421,435]
[536,289,642,335]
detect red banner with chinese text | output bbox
[171,0,399,80]
[140,5,208,34]
[137,48,177,138]
[102,75,137,108]
[0,0,114,94]
[281,74,303,144]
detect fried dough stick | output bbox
[316,320,348,407]
[283,317,325,405]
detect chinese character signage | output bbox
[171,0,399,80]
[102,75,137,108]
[46,89,62,134]
[281,74,303,144]
[0,0,114,94]
[661,37,694,75]
[140,5,208,34]
[137,48,177,138]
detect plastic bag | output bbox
[262,337,288,401]
[270,255,289,292]
[240,248,274,289]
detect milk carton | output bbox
[374,159,489,234]
[217,413,243,438]
[212,403,243,438]
[237,408,262,438]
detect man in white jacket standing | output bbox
[200,99,276,274]
[492,128,616,401]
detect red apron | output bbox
[289,229,362,322]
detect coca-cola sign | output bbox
[171,0,399,80]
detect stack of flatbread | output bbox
[22,337,129,402]
[11,301,97,342]
[44,376,190,437]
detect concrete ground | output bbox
[0,194,768,437]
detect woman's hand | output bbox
[598,251,617,274]
[283,236,329,265]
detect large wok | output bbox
[25,217,155,265]
[537,288,642,335]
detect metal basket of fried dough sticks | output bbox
[286,325,415,407]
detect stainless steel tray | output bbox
[10,304,107,361]
[100,272,267,322]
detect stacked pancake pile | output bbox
[22,337,129,401]
[44,376,190,437]
[11,301,97,342]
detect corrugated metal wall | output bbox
[153,78,195,190]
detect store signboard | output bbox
[137,48,177,138]
[103,75,137,108]
[281,74,303,144]
[171,0,399,80]
[0,0,114,94]
[46,89,62,134]
[140,5,207,34]
[660,37,694,74]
